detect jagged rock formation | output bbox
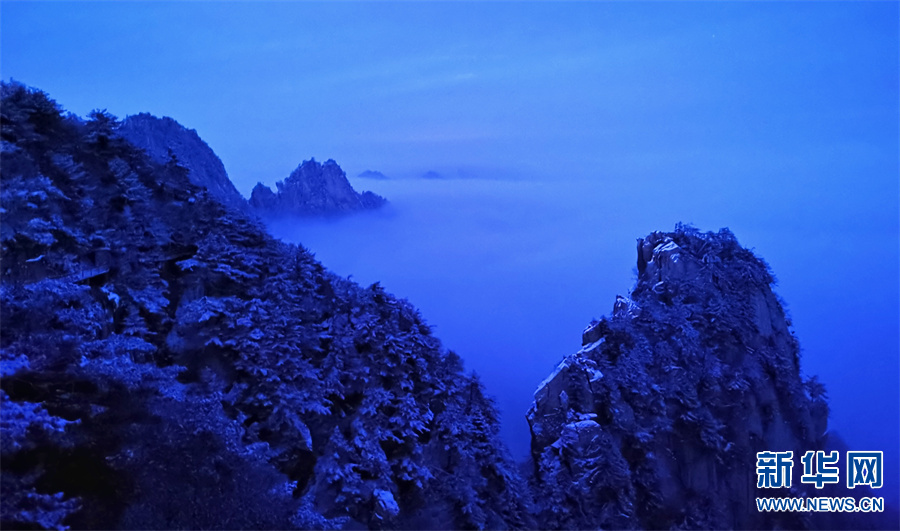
[118,113,247,211]
[0,83,529,530]
[527,226,831,529]
[250,159,386,217]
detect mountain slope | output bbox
[118,113,247,211]
[0,82,530,530]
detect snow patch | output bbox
[373,489,399,518]
[569,419,601,431]
[102,287,120,306]
[656,240,680,255]
[578,337,605,354]
[176,258,201,271]
[535,358,571,395]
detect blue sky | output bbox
[5,2,896,198]
[3,0,899,504]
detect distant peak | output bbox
[358,170,388,180]
[250,158,386,217]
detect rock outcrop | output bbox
[250,159,386,217]
[118,113,247,210]
[528,226,830,529]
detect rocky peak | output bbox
[118,113,247,210]
[250,158,386,217]
[528,225,830,529]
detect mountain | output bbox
[7,81,893,531]
[527,226,845,529]
[118,113,247,211]
[0,82,529,530]
[250,159,386,217]
[120,115,383,219]
[421,170,443,179]
[357,170,389,180]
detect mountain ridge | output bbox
[120,113,387,219]
[0,81,529,530]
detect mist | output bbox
[265,171,899,495]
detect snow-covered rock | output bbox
[250,159,386,217]
[528,226,832,530]
[373,489,399,519]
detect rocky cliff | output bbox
[250,159,386,217]
[118,113,247,211]
[527,226,831,529]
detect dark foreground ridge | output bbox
[1,82,528,530]
[250,159,386,217]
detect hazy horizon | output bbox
[3,0,898,506]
